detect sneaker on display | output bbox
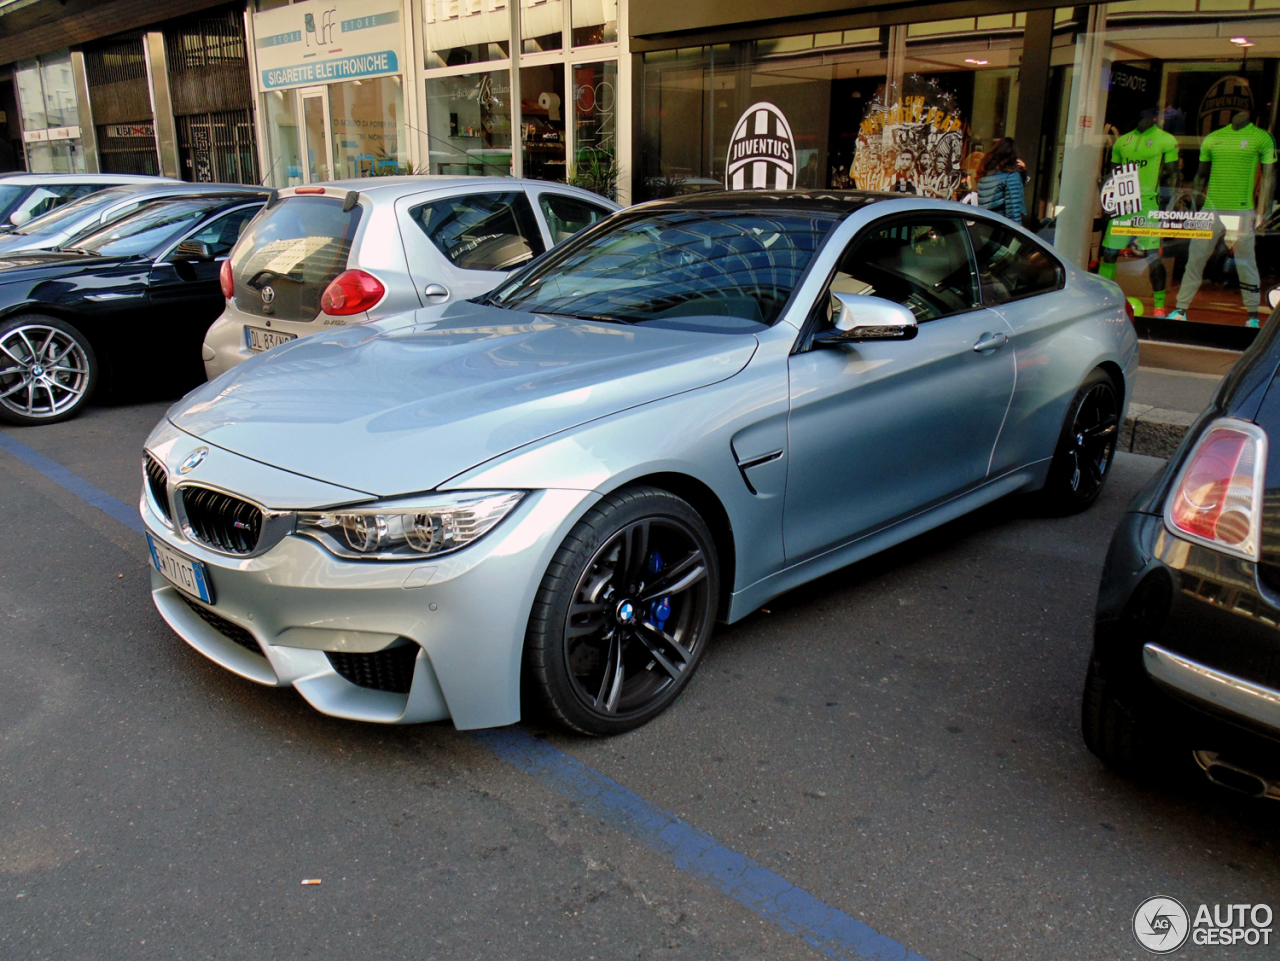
[1247,315,1260,329]
[1165,308,1189,321]
[1152,308,1167,318]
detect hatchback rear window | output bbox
[408,191,545,272]
[230,196,362,322]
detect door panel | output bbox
[785,311,1016,561]
[783,214,1016,562]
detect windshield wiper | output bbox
[53,245,96,255]
[535,310,632,325]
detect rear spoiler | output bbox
[263,188,359,212]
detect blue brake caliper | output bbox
[647,552,670,631]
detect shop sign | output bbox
[254,0,403,91]
[25,125,83,142]
[853,79,965,199]
[725,103,795,190]
[106,123,154,139]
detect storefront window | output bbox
[15,60,47,131]
[329,77,406,178]
[571,60,617,198]
[424,0,510,69]
[425,69,513,175]
[263,88,302,186]
[15,51,85,174]
[521,63,566,179]
[1046,6,1280,339]
[572,0,617,46]
[40,55,77,128]
[523,0,564,54]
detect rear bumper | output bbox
[1144,643,1280,738]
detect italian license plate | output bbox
[147,533,214,604]
[245,326,296,352]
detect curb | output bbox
[1121,404,1198,458]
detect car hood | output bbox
[169,303,759,496]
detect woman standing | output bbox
[976,138,1027,225]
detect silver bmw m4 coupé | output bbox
[141,192,1138,735]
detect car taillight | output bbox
[320,269,385,316]
[1165,418,1268,561]
[219,258,233,299]
[1124,298,1136,325]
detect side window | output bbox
[830,217,979,322]
[965,218,1063,305]
[539,193,611,244]
[409,191,547,272]
[185,205,263,258]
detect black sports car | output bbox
[0,192,267,425]
[1085,317,1280,798]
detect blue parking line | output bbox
[2,433,930,961]
[478,728,928,961]
[0,430,146,534]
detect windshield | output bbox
[486,208,842,327]
[73,199,223,257]
[0,184,29,218]
[13,189,128,236]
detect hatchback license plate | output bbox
[245,326,296,352]
[147,533,213,604]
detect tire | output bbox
[0,315,97,426]
[1039,368,1120,515]
[1081,652,1174,781]
[525,486,720,736]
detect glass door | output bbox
[300,86,333,183]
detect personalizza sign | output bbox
[253,0,403,91]
[724,103,796,190]
[1100,164,1215,238]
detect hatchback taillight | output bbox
[1165,418,1268,561]
[219,258,233,299]
[320,269,385,316]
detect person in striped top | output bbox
[1168,110,1276,328]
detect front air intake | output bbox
[179,593,263,656]
[327,645,418,694]
[181,485,262,554]
[144,453,171,523]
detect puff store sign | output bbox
[725,103,796,190]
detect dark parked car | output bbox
[0,194,265,425]
[1084,318,1280,798]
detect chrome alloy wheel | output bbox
[563,517,712,718]
[1066,380,1119,499]
[0,323,91,419]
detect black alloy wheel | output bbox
[0,315,97,426]
[1042,368,1120,514]
[525,487,719,735]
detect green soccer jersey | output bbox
[1202,123,1277,210]
[1111,126,1179,206]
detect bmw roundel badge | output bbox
[178,447,209,474]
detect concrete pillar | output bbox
[1055,5,1110,270]
[143,31,181,179]
[69,50,99,174]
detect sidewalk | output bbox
[1119,341,1236,458]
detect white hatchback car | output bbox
[204,177,619,378]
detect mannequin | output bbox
[1098,108,1180,315]
[1169,109,1276,328]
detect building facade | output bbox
[0,0,1273,343]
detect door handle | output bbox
[423,283,449,301]
[972,331,1008,352]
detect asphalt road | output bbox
[2,399,1278,961]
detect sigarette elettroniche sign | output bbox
[725,103,797,190]
[253,0,403,90]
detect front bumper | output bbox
[1096,510,1280,757]
[142,427,595,729]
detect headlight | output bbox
[296,491,524,560]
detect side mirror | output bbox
[813,293,918,347]
[9,209,30,227]
[1268,286,1280,310]
[172,240,214,262]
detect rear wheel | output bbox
[0,315,96,425]
[525,486,719,735]
[1040,368,1120,514]
[1081,651,1177,781]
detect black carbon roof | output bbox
[641,189,896,214]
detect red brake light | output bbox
[294,186,326,194]
[1166,419,1267,560]
[320,269,385,316]
[1124,299,1136,325]
[219,258,233,299]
